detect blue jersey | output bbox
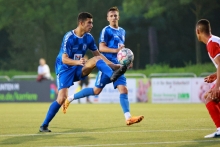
[99,25,125,64]
[55,30,98,75]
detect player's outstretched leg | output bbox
[110,65,127,82]
[95,59,127,82]
[63,88,95,113]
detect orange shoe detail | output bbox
[126,115,144,126]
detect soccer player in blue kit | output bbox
[39,12,127,132]
[64,7,144,126]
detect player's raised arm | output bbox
[99,42,124,53]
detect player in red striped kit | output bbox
[196,19,220,138]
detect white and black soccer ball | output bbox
[117,48,134,66]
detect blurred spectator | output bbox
[37,58,52,82]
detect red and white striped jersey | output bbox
[207,35,220,68]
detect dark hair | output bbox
[107,6,119,15]
[196,19,211,34]
[77,12,93,24]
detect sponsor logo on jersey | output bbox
[74,54,82,60]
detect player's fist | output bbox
[128,62,133,69]
[116,44,125,53]
[78,58,86,66]
[204,73,217,83]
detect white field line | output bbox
[0,128,215,137]
[43,139,220,147]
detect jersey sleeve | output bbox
[62,35,73,57]
[99,27,109,44]
[207,41,220,59]
[88,35,98,51]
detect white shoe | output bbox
[204,130,220,138]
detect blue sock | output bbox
[41,101,61,127]
[120,93,130,113]
[74,88,94,99]
[96,60,113,78]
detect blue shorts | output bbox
[56,66,87,90]
[95,71,126,89]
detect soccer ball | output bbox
[117,48,134,66]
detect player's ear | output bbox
[79,20,84,26]
[196,28,200,34]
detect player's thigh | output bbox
[93,87,103,95]
[82,56,102,76]
[117,85,128,94]
[95,71,111,88]
[113,75,127,89]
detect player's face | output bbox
[107,11,119,28]
[82,18,93,33]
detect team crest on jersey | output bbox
[83,44,87,50]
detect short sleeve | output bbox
[88,35,98,51]
[63,37,73,56]
[207,41,220,59]
[99,27,109,44]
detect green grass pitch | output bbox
[0,103,220,147]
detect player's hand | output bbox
[210,86,220,100]
[78,58,86,66]
[128,62,133,69]
[204,74,217,83]
[116,44,125,53]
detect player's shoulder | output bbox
[101,26,111,32]
[208,35,220,45]
[63,30,74,40]
[64,30,74,37]
[85,33,95,40]
[118,26,125,32]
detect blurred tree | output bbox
[0,0,78,71]
[123,0,220,66]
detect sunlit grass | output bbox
[0,103,219,147]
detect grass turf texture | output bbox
[0,103,220,147]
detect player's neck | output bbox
[203,34,212,44]
[74,27,85,37]
[110,24,119,29]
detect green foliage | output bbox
[0,0,220,71]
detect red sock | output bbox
[206,101,220,128]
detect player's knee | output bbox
[118,86,128,94]
[92,56,102,62]
[56,95,67,105]
[93,88,102,95]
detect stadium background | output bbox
[0,0,220,103]
[1,1,220,146]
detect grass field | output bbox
[0,103,220,147]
